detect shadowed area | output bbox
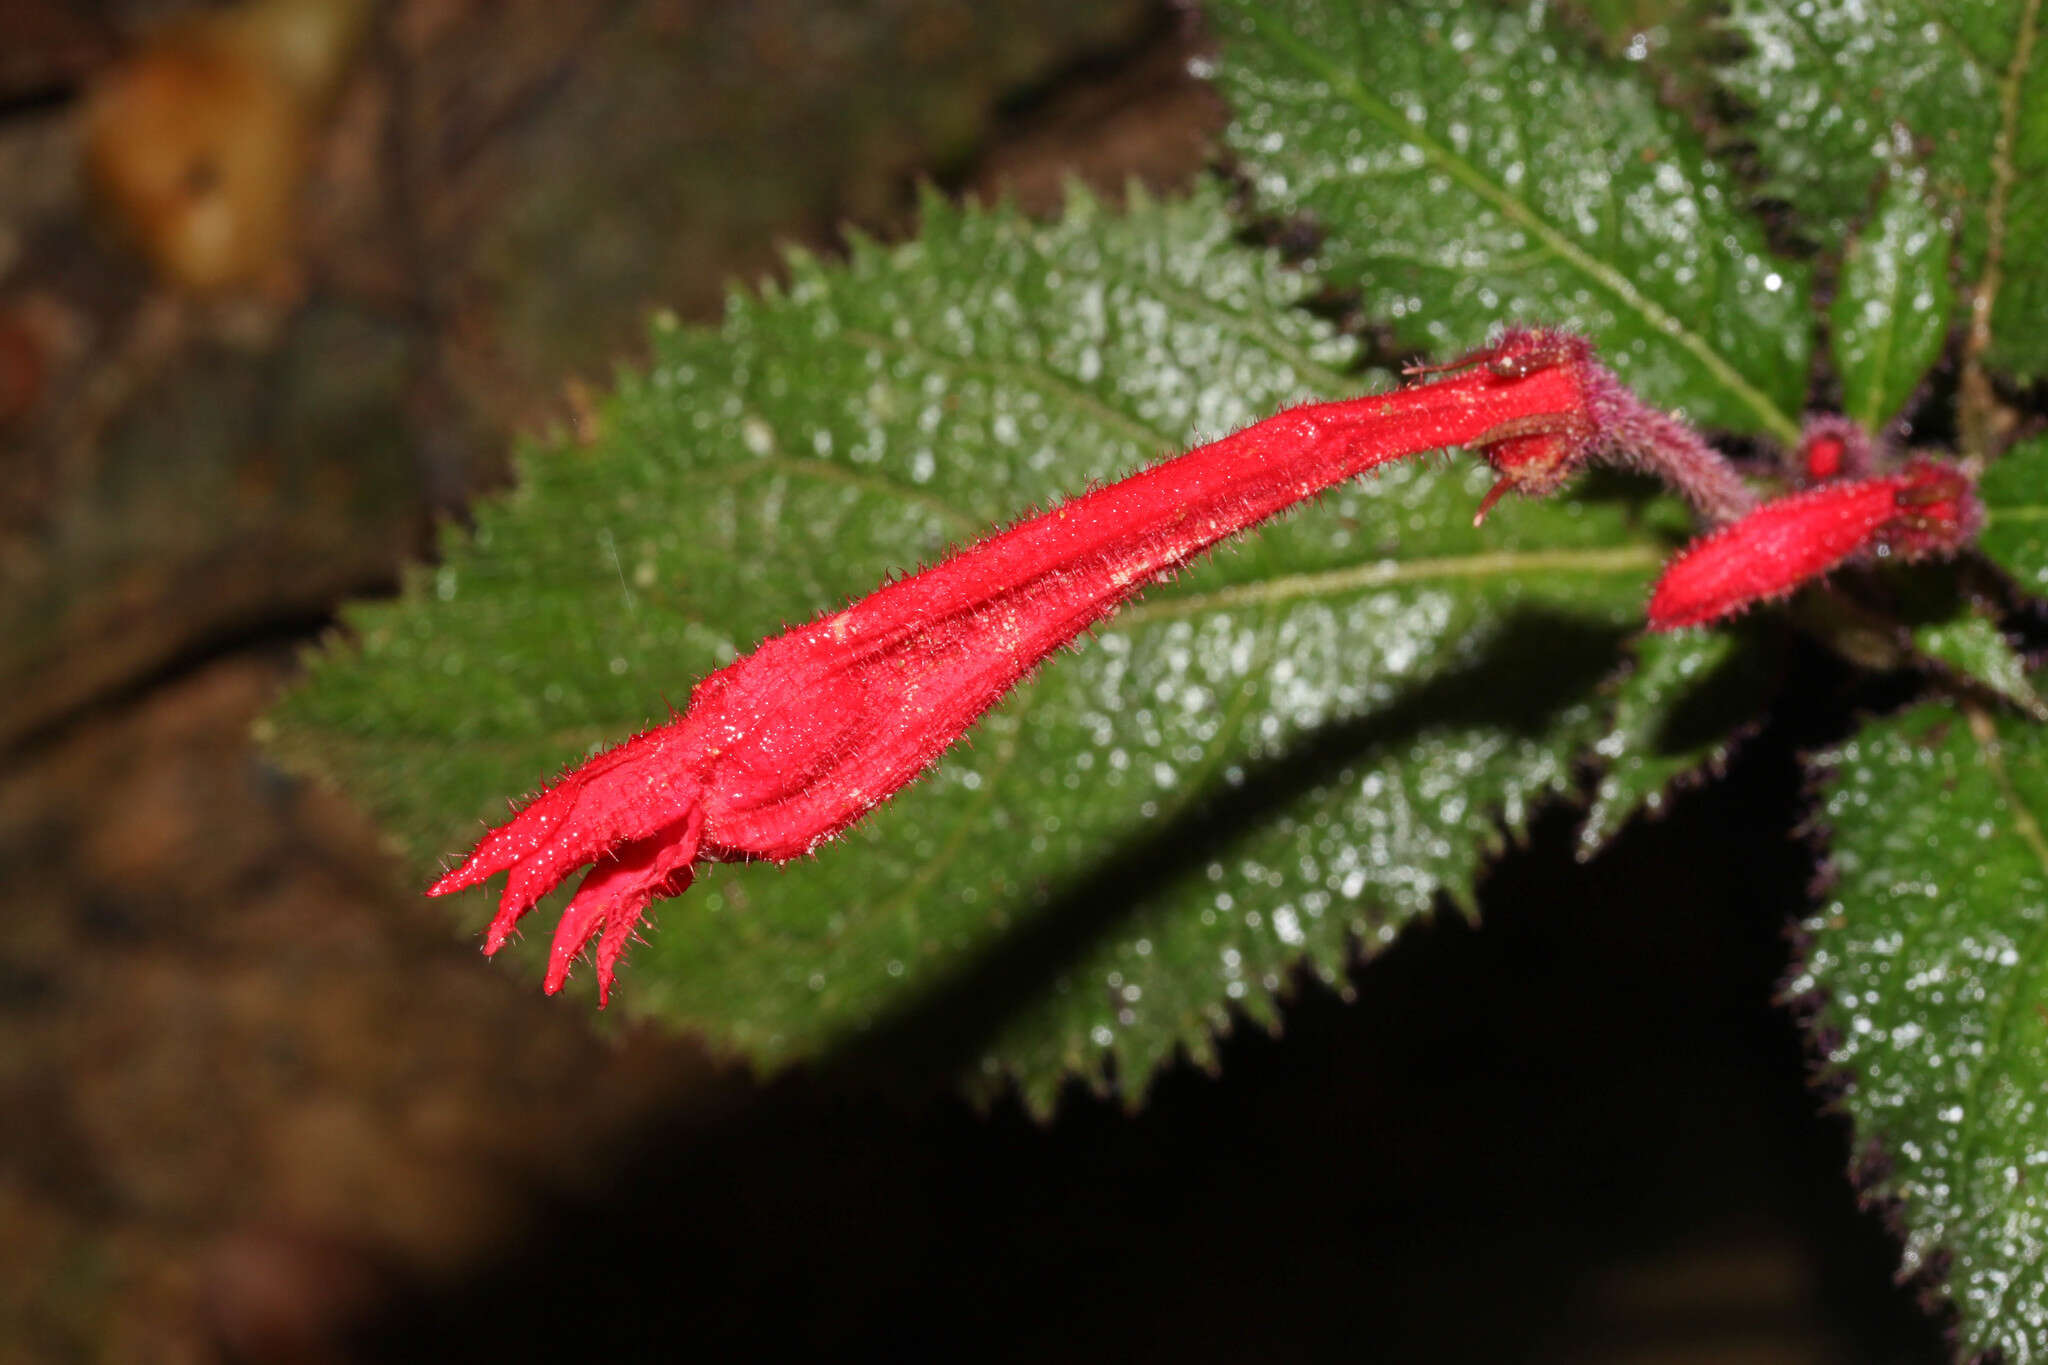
[839,610,1630,1087]
[357,641,1950,1364]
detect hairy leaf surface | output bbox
[1211,0,1809,439]
[1802,703,2048,1361]
[1914,613,2044,716]
[272,188,1688,1109]
[1577,629,1779,859]
[1981,433,2048,591]
[1830,178,1954,432]
[1723,0,2047,380]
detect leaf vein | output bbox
[840,326,1174,453]
[1233,3,1800,440]
[1113,545,1663,627]
[1138,273,1359,395]
[701,452,985,533]
[1962,0,2042,414]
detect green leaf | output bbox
[1801,702,2048,1361]
[1980,433,2048,592]
[1829,176,1954,431]
[1913,612,2046,717]
[1576,628,1780,859]
[271,185,1686,1112]
[1209,0,1809,439]
[1722,0,2048,380]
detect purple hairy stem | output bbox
[1579,369,1759,525]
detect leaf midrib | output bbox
[1114,545,1663,626]
[1850,221,1909,431]
[1229,2,1801,442]
[1963,0,2043,413]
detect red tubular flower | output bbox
[1646,457,1982,631]
[431,329,1647,1003]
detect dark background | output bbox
[0,2,1955,1360]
